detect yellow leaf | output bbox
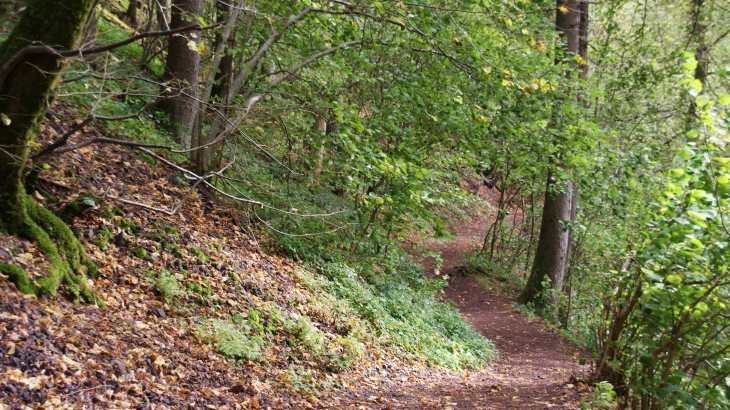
[397,2,406,9]
[187,40,199,53]
[483,67,492,74]
[559,6,569,14]
[573,54,586,65]
[1,113,10,126]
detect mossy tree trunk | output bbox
[0,0,99,302]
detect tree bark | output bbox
[0,0,98,302]
[162,0,202,149]
[191,0,244,173]
[210,0,235,104]
[519,0,582,308]
[125,0,138,28]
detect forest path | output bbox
[337,193,590,409]
[417,209,588,409]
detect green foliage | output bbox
[197,319,265,361]
[148,268,186,304]
[597,61,730,408]
[285,316,326,354]
[463,252,524,294]
[581,381,616,409]
[316,255,496,369]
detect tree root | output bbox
[2,196,102,305]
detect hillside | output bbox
[0,107,487,408]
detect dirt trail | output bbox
[340,197,590,409]
[420,211,589,408]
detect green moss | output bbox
[0,263,35,294]
[190,247,209,262]
[137,152,156,165]
[4,198,103,304]
[183,281,213,298]
[101,207,125,221]
[120,218,141,235]
[164,241,185,258]
[132,247,147,259]
[38,189,58,204]
[91,239,109,250]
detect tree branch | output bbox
[0,23,218,90]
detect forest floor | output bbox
[0,110,591,409]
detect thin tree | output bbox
[162,0,202,148]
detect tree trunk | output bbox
[210,0,235,104]
[519,171,574,307]
[519,0,582,308]
[0,0,98,302]
[192,0,244,173]
[80,2,99,67]
[125,0,138,28]
[162,0,202,149]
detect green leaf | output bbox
[718,94,730,106]
[666,274,682,285]
[688,79,703,93]
[669,168,685,178]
